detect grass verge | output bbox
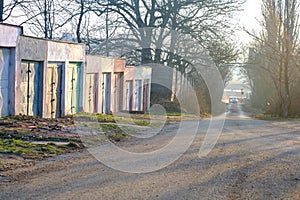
[253,114,300,121]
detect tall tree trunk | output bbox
[283,46,291,117]
[141,48,152,64]
[44,0,48,38]
[76,0,84,43]
[0,0,3,22]
[141,29,153,64]
[105,3,109,56]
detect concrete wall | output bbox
[114,58,126,72]
[0,24,22,47]
[101,56,114,72]
[48,41,85,62]
[149,65,190,103]
[150,65,173,97]
[85,55,102,73]
[19,36,47,61]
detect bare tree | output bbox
[1,0,27,22]
[245,0,300,117]
[100,0,242,112]
[57,0,107,43]
[17,0,59,39]
[103,0,242,66]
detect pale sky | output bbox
[6,0,263,46]
[230,0,263,84]
[236,0,262,46]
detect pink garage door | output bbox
[85,73,98,113]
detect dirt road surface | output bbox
[1,104,300,199]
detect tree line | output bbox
[244,0,300,117]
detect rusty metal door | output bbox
[85,73,98,113]
[67,63,81,114]
[20,61,40,116]
[0,48,10,116]
[46,64,62,118]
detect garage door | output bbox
[0,48,10,116]
[67,63,82,114]
[20,61,41,116]
[46,63,62,118]
[102,73,111,114]
[85,73,98,113]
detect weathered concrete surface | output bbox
[47,40,85,62]
[0,24,22,47]
[124,65,152,81]
[19,36,47,61]
[85,55,102,73]
[1,104,300,199]
[114,58,126,72]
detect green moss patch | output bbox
[0,138,81,158]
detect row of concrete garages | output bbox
[0,23,151,118]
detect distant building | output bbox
[222,83,251,103]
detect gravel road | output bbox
[1,104,300,199]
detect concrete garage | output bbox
[124,66,151,112]
[47,41,85,117]
[0,24,23,116]
[84,56,151,114]
[16,36,85,118]
[0,23,152,118]
[84,56,126,114]
[17,36,46,117]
